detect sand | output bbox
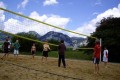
[0,53,120,80]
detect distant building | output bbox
[80,40,88,47]
[73,43,78,50]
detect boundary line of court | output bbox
[0,61,82,80]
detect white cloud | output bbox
[69,3,120,37]
[17,0,29,9]
[0,2,6,22]
[0,1,6,30]
[43,0,58,6]
[92,12,98,15]
[29,11,48,21]
[0,1,6,8]
[4,11,70,36]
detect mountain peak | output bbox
[40,31,73,46]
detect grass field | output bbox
[20,51,92,60]
[0,53,120,80]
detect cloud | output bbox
[17,0,29,9]
[92,12,99,15]
[69,3,120,37]
[94,0,102,6]
[4,11,70,35]
[0,1,6,30]
[0,1,6,8]
[43,0,58,6]
[0,2,6,22]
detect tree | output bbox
[87,17,120,62]
[12,32,43,53]
[48,39,59,51]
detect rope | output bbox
[0,30,94,49]
[0,7,96,39]
[0,30,58,46]
[0,7,95,49]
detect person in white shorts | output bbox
[103,47,108,68]
[13,40,20,60]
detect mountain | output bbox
[28,31,41,38]
[40,31,73,46]
[0,32,11,41]
[0,31,87,47]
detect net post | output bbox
[100,38,102,62]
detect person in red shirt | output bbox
[93,40,101,74]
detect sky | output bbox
[0,0,120,38]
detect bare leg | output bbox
[32,55,34,59]
[104,62,108,68]
[94,64,97,74]
[97,64,99,74]
[16,54,18,60]
[1,53,6,60]
[14,54,15,58]
[6,53,9,58]
[14,54,17,60]
[45,57,47,62]
[41,56,44,62]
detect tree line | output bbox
[11,17,120,62]
[87,17,120,62]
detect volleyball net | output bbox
[0,8,97,50]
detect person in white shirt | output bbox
[103,47,108,68]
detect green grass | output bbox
[21,50,92,60]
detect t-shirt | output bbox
[8,40,11,49]
[94,44,101,59]
[4,41,10,49]
[58,43,66,55]
[43,44,50,51]
[14,42,20,50]
[103,49,108,58]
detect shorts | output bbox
[103,57,108,62]
[14,50,19,55]
[31,51,35,55]
[4,48,9,53]
[42,51,48,57]
[93,58,100,64]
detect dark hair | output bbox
[95,41,100,44]
[6,38,8,41]
[60,40,64,43]
[104,47,107,49]
[45,40,48,42]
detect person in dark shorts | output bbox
[31,43,36,59]
[58,40,66,68]
[1,39,10,60]
[93,40,101,74]
[41,41,50,62]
